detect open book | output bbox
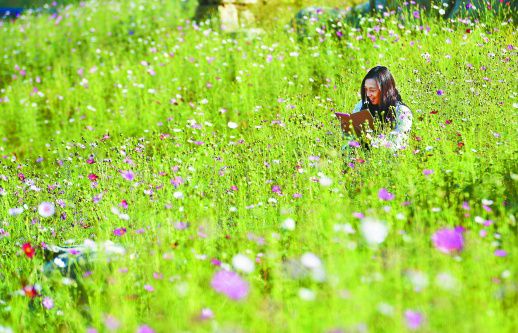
[335,110,375,137]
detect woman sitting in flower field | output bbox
[345,66,413,153]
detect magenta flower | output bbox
[432,228,464,254]
[422,169,433,176]
[211,270,249,300]
[378,188,395,201]
[494,250,507,257]
[412,11,420,19]
[113,227,127,236]
[405,310,424,330]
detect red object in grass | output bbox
[23,285,38,298]
[22,243,35,259]
[458,142,465,148]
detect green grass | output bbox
[0,0,517,332]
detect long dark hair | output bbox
[360,66,403,123]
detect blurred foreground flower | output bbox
[232,254,255,274]
[405,310,424,330]
[360,218,389,245]
[432,227,464,254]
[211,270,249,300]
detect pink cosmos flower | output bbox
[405,310,424,330]
[171,176,184,188]
[211,270,249,300]
[42,296,54,309]
[272,185,282,195]
[378,188,395,201]
[422,169,433,176]
[137,325,155,333]
[38,202,55,218]
[432,227,464,254]
[120,170,135,181]
[494,250,507,257]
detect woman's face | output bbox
[364,79,381,106]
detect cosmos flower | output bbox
[113,228,127,237]
[232,254,255,274]
[42,297,54,309]
[432,227,464,254]
[281,218,296,231]
[137,325,155,333]
[199,308,214,320]
[378,188,395,201]
[23,285,38,298]
[120,170,135,181]
[211,270,249,300]
[405,310,424,330]
[88,173,99,181]
[300,252,322,269]
[360,218,389,245]
[22,243,35,259]
[8,207,24,216]
[38,202,55,218]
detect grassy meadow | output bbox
[0,0,517,332]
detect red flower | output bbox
[458,142,465,148]
[430,110,438,115]
[23,285,38,298]
[22,243,35,259]
[88,173,99,181]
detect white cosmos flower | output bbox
[232,254,255,274]
[319,175,332,187]
[281,218,296,231]
[300,252,321,269]
[481,199,493,206]
[227,121,238,129]
[38,202,55,218]
[360,218,389,245]
[173,191,184,199]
